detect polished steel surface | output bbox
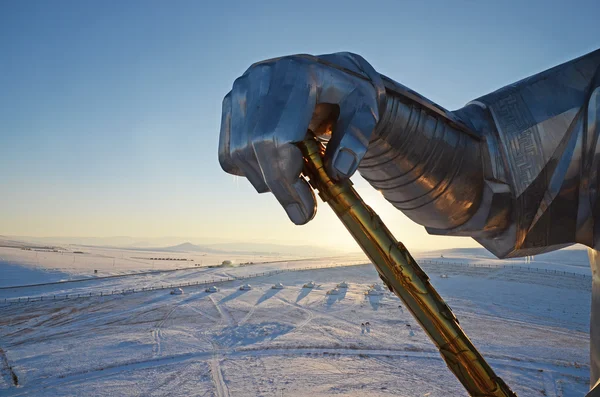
[218,53,384,226]
[218,49,600,389]
[299,138,516,396]
[360,94,485,230]
[464,50,600,258]
[587,377,600,397]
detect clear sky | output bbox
[1,0,599,252]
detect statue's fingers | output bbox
[250,59,318,224]
[324,89,379,180]
[217,92,243,176]
[255,143,317,225]
[228,74,270,193]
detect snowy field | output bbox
[0,247,593,396]
[0,245,332,288]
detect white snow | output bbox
[0,248,593,396]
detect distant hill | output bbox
[3,236,335,255]
[161,242,341,257]
[2,236,225,248]
[164,242,206,252]
[0,237,60,250]
[45,240,343,258]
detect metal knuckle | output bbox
[232,75,249,91]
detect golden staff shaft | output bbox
[299,138,516,397]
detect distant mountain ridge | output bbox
[3,236,342,256]
[161,241,341,257]
[3,236,232,248]
[0,237,60,250]
[63,240,342,257]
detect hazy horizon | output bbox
[0,234,353,250]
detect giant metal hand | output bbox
[219,53,385,225]
[219,49,600,391]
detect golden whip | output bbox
[298,137,517,397]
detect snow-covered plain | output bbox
[0,245,341,288]
[0,246,593,396]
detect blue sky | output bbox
[1,0,599,251]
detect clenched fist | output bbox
[218,53,386,225]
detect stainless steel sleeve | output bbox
[358,93,484,230]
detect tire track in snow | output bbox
[209,341,229,397]
[1,351,214,397]
[152,303,178,357]
[237,304,257,326]
[0,347,17,387]
[186,305,221,323]
[275,293,363,340]
[275,295,349,345]
[207,295,231,397]
[456,310,588,340]
[273,296,314,333]
[368,355,448,395]
[542,370,558,397]
[3,346,586,396]
[232,347,589,374]
[152,359,201,395]
[152,291,209,357]
[237,288,296,327]
[209,295,234,327]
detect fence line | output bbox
[2,259,591,305]
[0,255,346,291]
[419,260,591,279]
[0,266,202,290]
[1,262,367,305]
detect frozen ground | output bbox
[0,245,314,288]
[0,245,368,289]
[419,246,593,275]
[0,251,592,396]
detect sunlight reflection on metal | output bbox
[299,137,516,397]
